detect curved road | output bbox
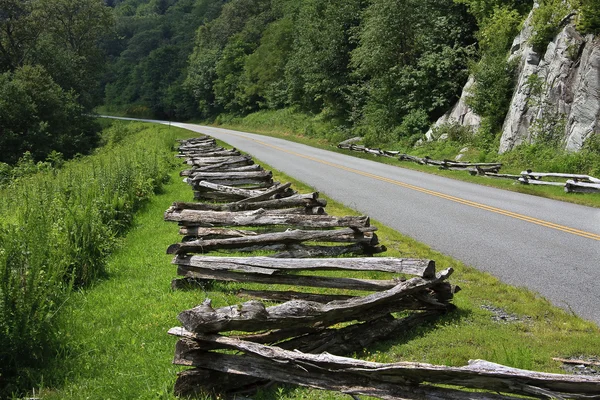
[124,118,600,325]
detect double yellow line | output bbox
[223,130,600,242]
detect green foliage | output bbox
[242,17,294,109]
[353,0,476,141]
[104,0,224,119]
[0,121,177,396]
[499,141,600,175]
[577,0,600,33]
[0,65,100,164]
[529,0,573,52]
[0,0,113,165]
[466,5,523,132]
[431,122,476,144]
[454,0,532,23]
[285,0,364,118]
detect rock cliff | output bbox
[429,6,599,153]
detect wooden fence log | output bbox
[178,144,223,153]
[189,159,254,171]
[173,255,435,278]
[521,171,600,182]
[177,269,452,333]
[179,264,404,292]
[170,330,600,399]
[234,182,294,203]
[178,227,259,239]
[193,191,246,202]
[237,290,450,312]
[181,164,263,176]
[270,243,386,258]
[170,312,456,398]
[237,289,354,303]
[165,208,370,228]
[188,170,273,182]
[180,148,240,157]
[191,177,274,188]
[565,180,600,193]
[186,155,252,166]
[172,340,524,400]
[171,197,325,213]
[518,177,565,186]
[194,180,290,198]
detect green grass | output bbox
[31,126,600,399]
[212,111,600,208]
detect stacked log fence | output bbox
[165,136,600,399]
[338,139,600,193]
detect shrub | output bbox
[529,0,573,52]
[0,122,177,396]
[578,0,600,33]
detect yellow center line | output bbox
[212,129,600,242]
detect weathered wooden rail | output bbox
[338,140,599,192]
[519,170,600,193]
[164,137,599,399]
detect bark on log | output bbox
[189,177,273,188]
[177,269,452,333]
[189,158,254,171]
[171,330,600,399]
[192,191,246,202]
[164,208,370,228]
[178,227,258,239]
[172,340,524,400]
[171,196,325,213]
[188,170,272,182]
[518,177,565,186]
[186,155,252,166]
[237,289,354,303]
[194,181,286,198]
[180,149,240,158]
[237,289,450,312]
[168,227,379,255]
[178,264,401,291]
[173,255,435,278]
[270,243,386,258]
[180,164,262,176]
[521,171,600,182]
[172,313,448,397]
[564,180,600,193]
[235,182,294,203]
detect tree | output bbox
[285,0,365,118]
[0,65,97,164]
[352,0,476,141]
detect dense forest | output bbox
[100,0,599,148]
[2,0,599,169]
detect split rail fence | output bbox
[164,136,600,399]
[338,139,600,193]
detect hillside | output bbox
[100,0,600,161]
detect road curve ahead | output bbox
[136,119,600,325]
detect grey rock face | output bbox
[499,14,597,153]
[565,36,600,151]
[426,3,599,153]
[425,76,481,141]
[498,8,542,153]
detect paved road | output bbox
[120,118,600,325]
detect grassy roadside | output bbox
[211,118,600,209]
[35,125,600,399]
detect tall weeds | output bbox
[0,122,177,395]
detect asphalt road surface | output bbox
[120,118,600,325]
